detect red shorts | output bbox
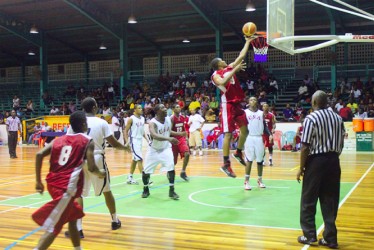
[220,102,248,133]
[206,134,218,144]
[263,135,274,148]
[32,185,84,236]
[172,137,190,165]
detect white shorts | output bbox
[130,138,143,161]
[244,135,265,163]
[82,154,111,197]
[143,146,174,174]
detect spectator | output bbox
[339,103,353,121]
[26,100,35,114]
[268,77,278,94]
[297,83,309,102]
[42,91,53,106]
[209,96,219,116]
[189,96,201,112]
[27,122,42,145]
[283,104,294,121]
[13,95,20,111]
[49,106,60,115]
[63,84,75,98]
[346,98,358,115]
[205,108,216,123]
[68,101,77,114]
[355,108,368,118]
[334,99,344,113]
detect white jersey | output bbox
[129,115,145,139]
[68,116,112,155]
[245,109,264,136]
[149,116,172,151]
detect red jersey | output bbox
[211,66,245,103]
[170,114,188,139]
[211,126,222,137]
[264,112,275,131]
[47,133,91,195]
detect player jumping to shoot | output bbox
[210,36,254,178]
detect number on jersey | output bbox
[58,145,72,165]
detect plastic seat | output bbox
[282,131,296,147]
[32,131,43,147]
[273,130,283,150]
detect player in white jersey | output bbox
[124,104,149,184]
[141,104,180,200]
[243,97,272,190]
[65,97,130,238]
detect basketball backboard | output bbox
[267,0,295,55]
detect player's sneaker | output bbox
[64,230,84,239]
[297,236,317,245]
[269,159,273,166]
[199,150,203,156]
[169,187,179,200]
[180,172,189,181]
[257,179,266,188]
[111,219,121,230]
[232,151,246,166]
[244,181,252,190]
[142,187,150,198]
[127,177,138,185]
[318,238,339,249]
[220,163,236,178]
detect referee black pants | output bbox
[8,131,18,157]
[300,152,340,244]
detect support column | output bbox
[39,31,48,109]
[120,23,129,100]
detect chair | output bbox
[282,131,296,147]
[32,131,43,147]
[272,130,283,150]
[202,130,211,148]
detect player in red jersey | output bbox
[171,103,191,181]
[262,103,277,166]
[32,111,105,250]
[206,123,222,149]
[210,36,254,178]
[292,120,304,152]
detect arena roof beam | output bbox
[186,0,218,31]
[63,0,122,40]
[0,11,41,47]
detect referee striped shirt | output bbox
[301,109,345,155]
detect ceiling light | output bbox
[182,38,190,43]
[28,50,35,56]
[128,15,137,24]
[246,1,256,12]
[99,43,107,50]
[30,24,39,34]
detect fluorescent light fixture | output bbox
[99,43,107,50]
[182,38,190,43]
[246,1,256,11]
[28,50,35,56]
[128,15,137,24]
[30,24,39,34]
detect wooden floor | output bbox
[0,146,373,250]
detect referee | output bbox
[296,90,345,249]
[5,110,22,159]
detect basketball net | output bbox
[251,36,269,62]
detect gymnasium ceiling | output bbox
[0,0,373,68]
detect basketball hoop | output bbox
[251,33,268,62]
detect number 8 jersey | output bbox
[47,133,92,195]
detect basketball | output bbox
[242,22,257,37]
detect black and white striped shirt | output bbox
[301,109,345,155]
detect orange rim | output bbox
[255,31,267,37]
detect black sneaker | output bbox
[220,163,236,178]
[318,238,339,249]
[111,219,121,230]
[64,230,85,239]
[180,172,189,181]
[231,151,246,166]
[142,187,150,198]
[169,188,179,200]
[297,235,317,245]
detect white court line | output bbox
[83,210,300,231]
[0,174,34,181]
[0,200,46,214]
[301,161,374,250]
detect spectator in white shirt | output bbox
[334,99,344,113]
[188,109,205,156]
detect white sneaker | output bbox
[257,179,266,188]
[199,150,203,156]
[244,181,252,190]
[193,150,196,156]
[127,178,139,185]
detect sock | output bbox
[77,218,82,231]
[269,155,273,160]
[245,175,250,181]
[258,176,262,181]
[111,213,119,223]
[142,171,150,186]
[74,247,82,250]
[167,170,175,185]
[223,156,229,163]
